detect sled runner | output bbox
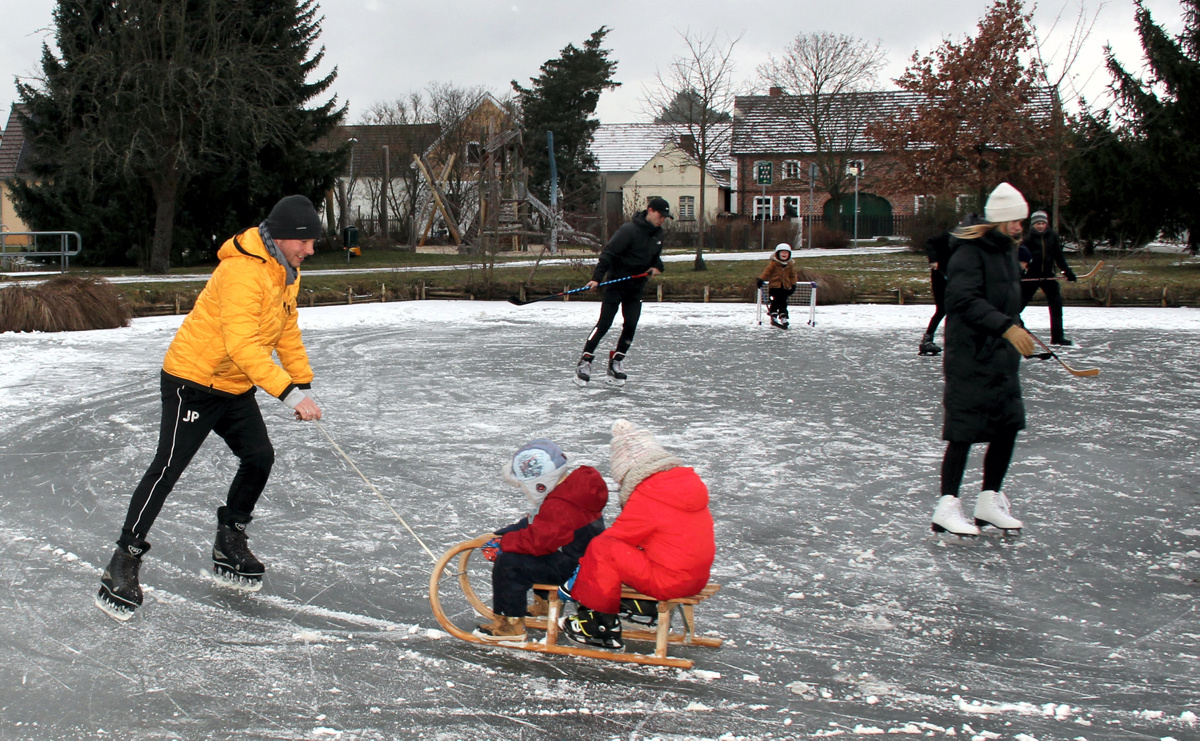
[429,536,722,669]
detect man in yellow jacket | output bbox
[97,195,324,621]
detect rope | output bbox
[314,419,439,564]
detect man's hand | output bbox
[1064,270,1077,282]
[647,267,661,277]
[293,397,322,421]
[1002,325,1035,357]
[480,537,502,562]
[585,280,599,290]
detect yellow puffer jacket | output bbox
[162,227,313,399]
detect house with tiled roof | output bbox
[732,87,1058,238]
[0,105,35,240]
[591,122,732,233]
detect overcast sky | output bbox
[0,0,1186,130]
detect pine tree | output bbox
[1106,0,1200,252]
[512,27,619,214]
[13,0,345,271]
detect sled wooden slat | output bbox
[429,537,722,669]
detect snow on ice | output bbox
[0,301,1197,739]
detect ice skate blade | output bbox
[211,567,263,592]
[975,518,1022,535]
[95,592,136,621]
[930,522,978,537]
[605,376,626,388]
[572,375,589,388]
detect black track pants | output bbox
[583,293,644,357]
[491,551,579,617]
[940,428,1019,498]
[121,378,274,544]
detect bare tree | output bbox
[756,32,887,215]
[1030,1,1102,228]
[644,29,742,270]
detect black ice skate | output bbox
[619,597,658,627]
[212,507,264,592]
[1049,337,1073,346]
[769,314,789,330]
[573,353,594,387]
[561,607,623,649]
[95,541,149,621]
[606,351,627,386]
[919,333,942,356]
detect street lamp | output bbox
[808,162,818,249]
[846,159,864,246]
[347,137,358,264]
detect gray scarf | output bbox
[259,221,297,286]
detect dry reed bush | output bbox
[0,276,132,333]
[796,267,854,304]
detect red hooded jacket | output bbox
[498,466,608,557]
[571,466,714,613]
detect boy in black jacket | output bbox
[574,197,669,386]
[1019,210,1076,345]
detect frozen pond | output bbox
[0,301,1197,740]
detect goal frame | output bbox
[756,282,817,327]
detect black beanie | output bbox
[266,195,322,239]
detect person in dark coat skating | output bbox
[932,182,1036,537]
[574,197,669,386]
[1019,210,1076,345]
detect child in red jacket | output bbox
[562,420,715,649]
[474,440,608,642]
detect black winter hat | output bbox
[266,195,322,239]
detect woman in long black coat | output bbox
[932,182,1036,537]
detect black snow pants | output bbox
[768,285,796,318]
[1020,279,1066,343]
[120,375,274,548]
[491,550,580,617]
[925,268,947,337]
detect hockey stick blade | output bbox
[1029,332,1099,377]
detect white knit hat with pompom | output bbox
[609,419,682,504]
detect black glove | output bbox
[1065,270,1077,282]
[756,279,767,288]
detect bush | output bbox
[0,276,132,333]
[811,227,851,250]
[906,196,963,254]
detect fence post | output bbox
[381,282,386,303]
[564,286,569,302]
[348,287,353,305]
[657,284,664,302]
[703,286,710,303]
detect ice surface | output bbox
[0,301,1197,739]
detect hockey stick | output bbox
[508,272,650,306]
[1027,332,1099,377]
[1021,260,1104,282]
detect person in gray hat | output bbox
[573,197,669,386]
[1019,210,1076,345]
[96,195,324,622]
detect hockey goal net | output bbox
[756,282,817,327]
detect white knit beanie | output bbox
[609,419,682,504]
[984,182,1029,223]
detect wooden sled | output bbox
[428,536,722,669]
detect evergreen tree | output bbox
[13,0,345,271]
[653,89,732,124]
[512,27,619,214]
[1106,0,1200,252]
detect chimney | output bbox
[768,87,783,97]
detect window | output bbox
[679,196,695,221]
[955,194,976,213]
[465,141,481,166]
[782,196,801,219]
[754,196,773,220]
[655,163,665,173]
[914,195,934,213]
[783,161,801,179]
